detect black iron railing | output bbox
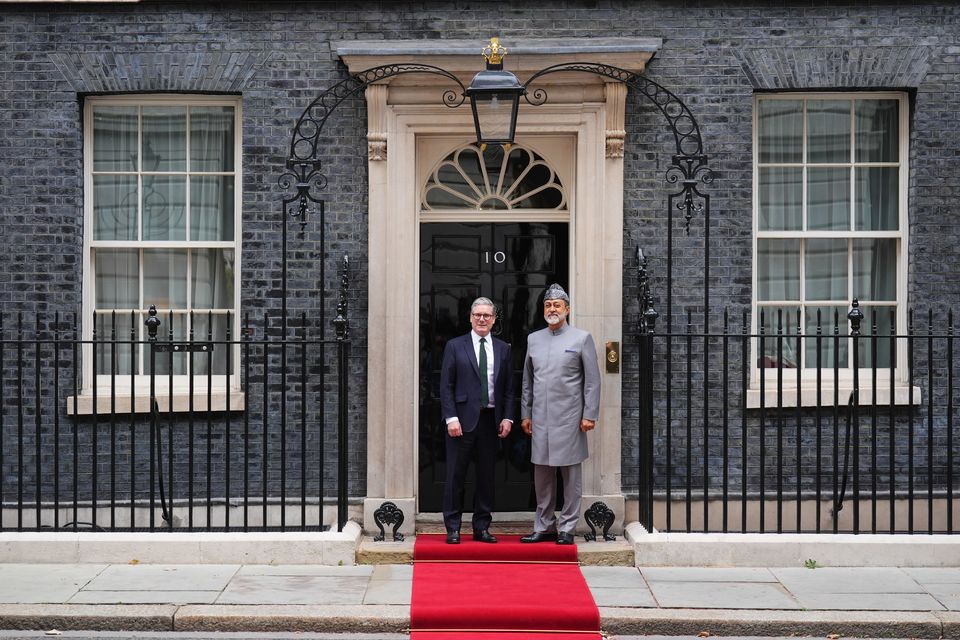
[637,294,958,534]
[0,276,353,533]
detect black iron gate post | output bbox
[333,255,350,532]
[637,248,659,531]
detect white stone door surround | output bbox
[333,38,661,535]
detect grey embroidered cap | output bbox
[543,283,569,303]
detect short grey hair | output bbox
[471,297,496,314]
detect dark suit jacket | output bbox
[439,332,515,432]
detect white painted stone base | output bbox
[0,522,363,565]
[580,494,626,536]
[362,498,416,537]
[625,522,960,567]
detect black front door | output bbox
[418,222,569,512]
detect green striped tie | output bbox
[479,337,489,406]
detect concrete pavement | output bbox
[4,561,960,637]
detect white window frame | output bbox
[749,91,916,408]
[74,94,243,414]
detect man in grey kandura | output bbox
[520,283,601,545]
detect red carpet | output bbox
[413,533,578,562]
[410,533,601,640]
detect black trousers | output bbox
[442,408,497,532]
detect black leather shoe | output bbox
[556,531,575,545]
[472,529,497,543]
[445,530,460,544]
[520,531,557,543]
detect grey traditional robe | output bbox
[521,323,602,467]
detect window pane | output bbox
[94,312,137,375]
[758,239,800,301]
[93,106,138,172]
[190,176,234,240]
[190,106,235,172]
[853,239,897,301]
[142,107,186,171]
[146,313,188,375]
[758,100,802,163]
[93,175,137,240]
[806,239,847,301]
[759,167,802,230]
[807,167,850,230]
[857,306,896,369]
[804,306,849,369]
[143,249,187,309]
[188,313,229,375]
[192,249,235,309]
[855,166,898,230]
[757,306,800,368]
[856,99,898,163]
[435,152,482,203]
[807,100,850,163]
[95,249,139,309]
[142,176,186,240]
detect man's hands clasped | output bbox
[520,417,595,435]
[447,419,512,438]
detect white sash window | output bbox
[751,93,910,406]
[80,95,241,406]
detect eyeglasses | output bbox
[471,313,495,321]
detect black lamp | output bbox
[464,38,526,147]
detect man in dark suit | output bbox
[439,297,515,544]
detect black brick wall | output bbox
[1,1,958,517]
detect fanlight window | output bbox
[422,144,566,211]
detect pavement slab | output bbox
[772,566,922,594]
[236,565,374,577]
[580,565,647,588]
[793,591,946,611]
[0,564,107,603]
[84,564,239,592]
[361,578,411,605]
[590,586,657,607]
[370,564,412,580]
[67,590,222,605]
[647,580,801,609]
[640,566,776,583]
[215,575,369,605]
[906,567,960,584]
[924,584,960,610]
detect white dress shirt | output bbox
[445,330,496,425]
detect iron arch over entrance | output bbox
[279,60,713,324]
[279,56,716,533]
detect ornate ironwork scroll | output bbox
[583,501,617,542]
[523,60,715,351]
[523,62,713,235]
[281,64,466,227]
[373,501,406,542]
[279,64,467,325]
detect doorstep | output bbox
[356,534,633,566]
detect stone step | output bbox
[356,534,634,566]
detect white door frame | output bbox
[336,41,658,535]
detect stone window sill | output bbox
[746,383,922,409]
[66,389,245,416]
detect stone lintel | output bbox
[335,37,662,79]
